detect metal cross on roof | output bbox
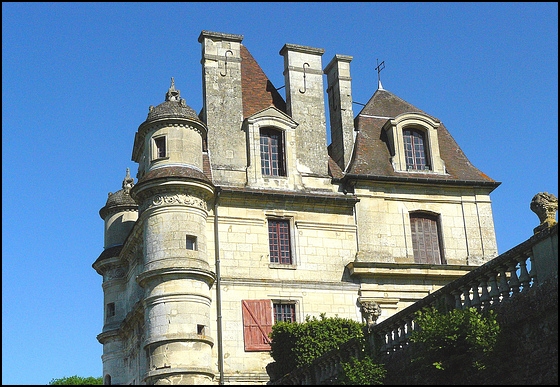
[375,59,385,90]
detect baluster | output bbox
[405,317,414,342]
[462,286,471,309]
[392,324,399,352]
[497,265,510,300]
[470,279,482,310]
[517,255,531,292]
[379,330,388,354]
[507,259,521,294]
[398,321,407,346]
[529,255,537,286]
[479,276,491,309]
[452,290,462,310]
[487,271,501,304]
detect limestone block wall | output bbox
[205,195,360,382]
[354,183,498,265]
[103,210,138,249]
[137,123,205,177]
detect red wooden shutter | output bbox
[242,300,273,351]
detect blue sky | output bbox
[2,2,557,384]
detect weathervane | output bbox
[375,59,385,90]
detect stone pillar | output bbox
[199,30,246,186]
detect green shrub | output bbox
[409,306,500,383]
[269,313,365,378]
[337,354,386,385]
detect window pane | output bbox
[268,219,292,264]
[403,129,429,170]
[273,303,295,323]
[260,129,285,176]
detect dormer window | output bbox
[382,113,446,174]
[403,129,430,171]
[260,128,285,176]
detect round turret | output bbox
[99,168,139,249]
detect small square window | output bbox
[273,302,296,323]
[186,235,197,250]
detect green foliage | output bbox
[409,306,500,383]
[337,354,387,385]
[269,313,365,377]
[48,375,103,385]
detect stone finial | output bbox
[165,77,181,102]
[122,168,135,194]
[530,192,558,234]
[360,300,382,333]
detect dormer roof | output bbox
[346,88,499,187]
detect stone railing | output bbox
[269,193,558,384]
[371,221,557,355]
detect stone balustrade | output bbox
[372,221,557,356]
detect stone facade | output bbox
[93,30,500,385]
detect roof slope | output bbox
[347,88,498,185]
[241,45,286,118]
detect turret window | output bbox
[260,128,285,176]
[403,129,430,170]
[153,136,167,160]
[106,302,115,320]
[186,235,197,250]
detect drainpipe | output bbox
[214,187,224,384]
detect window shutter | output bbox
[411,215,442,264]
[242,300,273,351]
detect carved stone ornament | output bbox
[141,193,207,212]
[530,192,558,234]
[106,267,125,281]
[360,300,382,332]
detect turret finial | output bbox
[165,77,181,102]
[122,168,134,194]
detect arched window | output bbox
[410,212,444,264]
[403,129,430,170]
[260,128,285,176]
[104,374,111,385]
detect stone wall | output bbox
[381,276,558,385]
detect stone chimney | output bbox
[199,30,246,186]
[324,54,355,171]
[280,44,328,178]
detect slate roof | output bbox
[346,88,499,187]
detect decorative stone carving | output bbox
[359,300,382,332]
[530,192,558,234]
[105,267,125,281]
[140,193,207,213]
